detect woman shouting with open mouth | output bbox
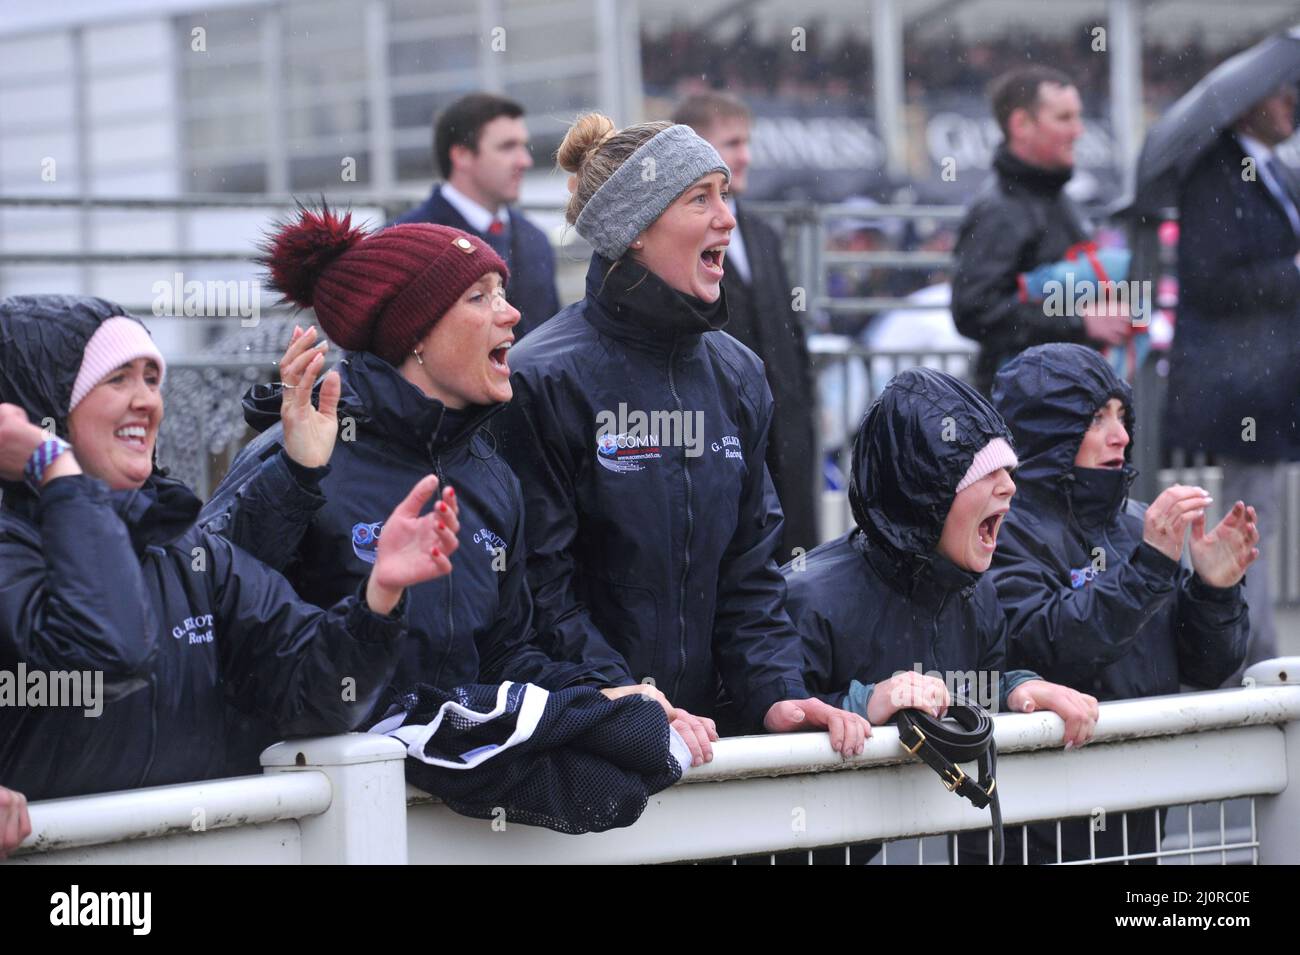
[496,115,871,764]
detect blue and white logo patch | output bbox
[595,432,661,473]
[352,520,383,564]
[1070,564,1101,589]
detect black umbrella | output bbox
[1129,25,1300,218]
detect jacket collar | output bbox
[1065,464,1136,528]
[993,143,1074,197]
[241,350,501,457]
[338,351,502,456]
[854,527,980,605]
[5,472,200,555]
[582,253,728,354]
[112,475,203,553]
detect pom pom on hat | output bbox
[261,202,366,308]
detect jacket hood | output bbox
[849,368,1015,569]
[0,294,168,504]
[583,253,727,350]
[242,349,500,454]
[991,343,1135,492]
[0,294,138,438]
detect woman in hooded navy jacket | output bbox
[784,368,1099,863]
[0,294,448,802]
[990,342,1255,863]
[786,369,1096,729]
[495,115,870,760]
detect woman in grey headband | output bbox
[497,114,871,765]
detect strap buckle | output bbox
[984,777,996,797]
[900,725,927,755]
[941,765,968,792]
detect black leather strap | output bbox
[894,699,1004,864]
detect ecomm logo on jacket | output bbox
[352,521,383,564]
[595,431,662,473]
[593,403,704,473]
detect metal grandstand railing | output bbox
[9,660,1299,866]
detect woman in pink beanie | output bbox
[0,293,452,803]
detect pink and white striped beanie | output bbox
[955,437,1018,494]
[69,316,166,412]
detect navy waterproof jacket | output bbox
[495,254,809,733]
[783,369,1038,716]
[990,344,1248,699]
[200,350,603,740]
[0,295,405,800]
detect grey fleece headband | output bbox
[574,124,730,260]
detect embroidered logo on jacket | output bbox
[352,521,383,564]
[593,403,704,472]
[711,435,744,460]
[595,432,662,473]
[171,614,214,644]
[472,527,506,555]
[1069,564,1103,589]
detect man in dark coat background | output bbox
[675,92,821,558]
[952,66,1131,395]
[1164,82,1300,682]
[391,93,561,339]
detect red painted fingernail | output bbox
[438,502,447,512]
[437,522,445,531]
[448,487,455,497]
[431,547,441,558]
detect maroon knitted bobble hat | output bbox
[261,204,509,366]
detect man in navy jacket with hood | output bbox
[991,343,1255,863]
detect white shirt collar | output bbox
[440,181,509,234]
[1235,131,1276,164]
[724,198,751,283]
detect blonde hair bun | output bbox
[556,112,616,175]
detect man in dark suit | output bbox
[1165,82,1300,681]
[392,93,560,339]
[675,92,819,559]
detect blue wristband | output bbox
[24,437,72,487]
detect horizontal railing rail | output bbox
[8,661,1298,866]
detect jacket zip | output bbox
[931,589,951,682]
[667,338,693,702]
[427,447,456,688]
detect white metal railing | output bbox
[8,660,1299,866]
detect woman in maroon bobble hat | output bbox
[201,207,670,771]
